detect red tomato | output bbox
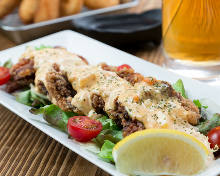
[208,126,220,149]
[0,67,10,85]
[117,64,132,71]
[67,116,102,142]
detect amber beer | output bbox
[163,0,220,63]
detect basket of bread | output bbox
[0,0,133,24]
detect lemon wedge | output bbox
[113,129,211,176]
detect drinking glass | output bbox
[162,0,220,82]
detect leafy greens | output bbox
[173,79,187,98]
[30,104,77,132]
[197,113,220,135]
[93,129,122,148]
[30,108,122,162]
[93,116,123,163]
[98,140,115,163]
[2,59,13,68]
[98,116,120,131]
[193,99,208,109]
[15,85,50,108]
[35,45,52,50]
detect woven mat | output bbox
[0,0,163,175]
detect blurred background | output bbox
[0,0,162,50]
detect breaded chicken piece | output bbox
[6,58,35,93]
[100,63,200,126]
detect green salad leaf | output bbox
[15,85,50,108]
[193,99,208,123]
[30,84,50,106]
[98,140,115,163]
[93,129,123,148]
[93,116,122,147]
[98,116,120,130]
[173,79,187,98]
[193,99,208,109]
[35,45,52,50]
[16,89,32,106]
[92,116,123,162]
[3,59,13,68]
[30,104,77,132]
[197,113,220,135]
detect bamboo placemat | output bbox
[0,0,163,175]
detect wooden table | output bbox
[0,1,162,176]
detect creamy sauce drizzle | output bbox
[67,65,196,130]
[22,47,86,96]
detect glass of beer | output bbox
[162,0,220,81]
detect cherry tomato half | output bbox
[117,64,132,71]
[67,116,102,142]
[208,126,220,149]
[0,67,10,85]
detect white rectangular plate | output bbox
[0,30,220,176]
